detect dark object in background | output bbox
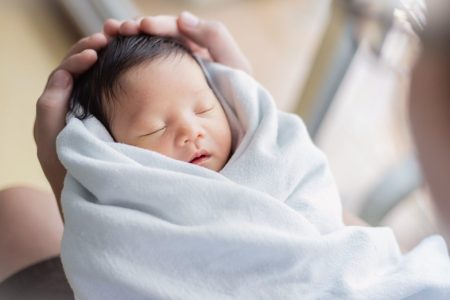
[0,257,74,300]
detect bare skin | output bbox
[409,46,450,244]
[0,187,62,282]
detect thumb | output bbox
[42,69,72,109]
[177,11,229,55]
[34,69,72,145]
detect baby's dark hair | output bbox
[70,34,193,130]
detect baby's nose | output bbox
[176,122,204,146]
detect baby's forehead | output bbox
[132,53,202,74]
[119,54,207,90]
[112,57,217,111]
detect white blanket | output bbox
[57,61,450,299]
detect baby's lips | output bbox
[189,149,211,164]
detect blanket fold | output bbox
[57,61,450,300]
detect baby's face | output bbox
[110,55,232,172]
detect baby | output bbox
[63,33,450,300]
[71,34,232,172]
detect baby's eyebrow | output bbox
[128,115,160,134]
[192,87,211,96]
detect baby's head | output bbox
[71,35,232,172]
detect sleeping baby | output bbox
[70,35,232,172]
[58,34,450,299]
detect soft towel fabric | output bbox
[57,61,450,300]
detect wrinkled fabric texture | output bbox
[57,61,450,300]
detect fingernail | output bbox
[49,70,71,88]
[181,11,199,28]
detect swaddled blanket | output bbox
[57,61,450,300]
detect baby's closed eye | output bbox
[141,126,166,137]
[196,103,216,115]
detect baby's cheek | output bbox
[218,123,232,150]
[147,140,175,159]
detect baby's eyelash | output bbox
[196,104,216,115]
[142,126,166,137]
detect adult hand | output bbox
[34,13,252,218]
[34,33,108,215]
[103,11,252,74]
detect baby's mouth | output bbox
[189,151,211,165]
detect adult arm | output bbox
[408,1,450,242]
[409,46,450,240]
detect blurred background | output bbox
[0,0,438,250]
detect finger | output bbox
[139,15,181,38]
[133,16,144,23]
[177,11,252,74]
[119,20,140,35]
[35,70,72,145]
[34,70,71,201]
[183,39,212,60]
[192,47,212,60]
[103,18,121,38]
[59,49,98,76]
[64,33,107,60]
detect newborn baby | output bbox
[71,35,232,172]
[61,34,450,300]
